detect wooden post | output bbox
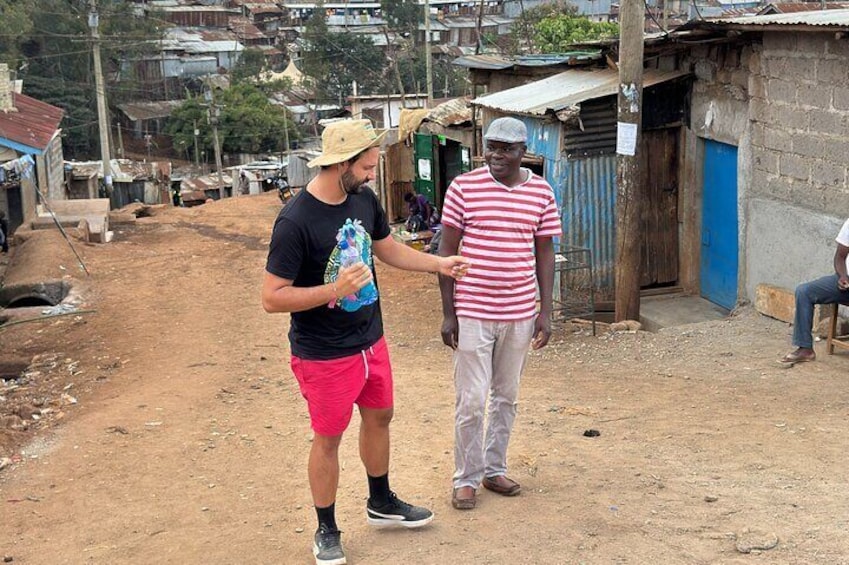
[614,0,645,322]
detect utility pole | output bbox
[614,0,646,322]
[283,112,290,158]
[204,87,226,200]
[475,0,485,54]
[424,0,433,106]
[383,26,406,99]
[193,120,200,167]
[88,0,112,196]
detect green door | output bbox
[413,133,435,203]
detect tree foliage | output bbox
[508,1,616,55]
[301,6,387,103]
[0,0,35,65]
[534,15,619,52]
[231,48,268,84]
[380,0,420,45]
[10,0,164,158]
[167,84,298,157]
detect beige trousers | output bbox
[452,317,534,489]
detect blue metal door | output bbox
[701,140,738,310]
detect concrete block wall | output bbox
[688,33,849,304]
[749,32,849,212]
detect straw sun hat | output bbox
[307,119,387,168]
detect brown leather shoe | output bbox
[451,486,476,510]
[482,475,521,496]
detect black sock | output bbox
[367,473,391,506]
[316,503,338,533]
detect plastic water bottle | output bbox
[339,240,361,267]
[337,239,378,306]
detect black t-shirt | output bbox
[265,187,391,360]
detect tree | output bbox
[0,0,34,65]
[231,48,268,84]
[534,15,619,52]
[380,0,420,46]
[301,6,387,103]
[14,0,164,158]
[404,56,468,98]
[167,84,299,157]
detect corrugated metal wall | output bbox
[559,154,617,302]
[478,110,617,301]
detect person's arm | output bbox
[437,225,463,349]
[261,263,373,313]
[834,243,849,290]
[372,234,468,278]
[532,236,556,350]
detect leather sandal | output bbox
[482,475,521,496]
[451,486,476,510]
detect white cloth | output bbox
[836,218,849,273]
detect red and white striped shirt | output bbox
[441,166,562,321]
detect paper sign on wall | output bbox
[418,158,432,181]
[616,122,638,156]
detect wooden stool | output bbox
[826,303,849,354]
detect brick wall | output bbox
[749,32,849,212]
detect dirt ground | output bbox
[2,190,849,565]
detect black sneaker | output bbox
[313,526,346,565]
[366,491,434,528]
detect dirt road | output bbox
[2,191,849,564]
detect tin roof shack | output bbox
[677,10,849,310]
[471,67,692,305]
[154,4,237,28]
[65,160,171,208]
[453,52,605,98]
[402,98,474,222]
[180,172,233,206]
[0,64,65,235]
[118,100,184,139]
[349,93,429,130]
[120,28,244,97]
[232,160,287,195]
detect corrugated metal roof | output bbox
[180,172,233,193]
[452,55,515,70]
[118,100,184,121]
[0,92,64,153]
[707,7,849,25]
[65,159,167,182]
[471,68,690,116]
[759,2,849,14]
[514,52,603,66]
[244,3,284,14]
[425,97,471,127]
[453,52,602,70]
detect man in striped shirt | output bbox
[438,117,562,510]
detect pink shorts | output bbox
[290,337,394,437]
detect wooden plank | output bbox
[755,283,795,323]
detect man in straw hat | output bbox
[438,116,561,511]
[262,119,469,565]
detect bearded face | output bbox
[341,169,366,194]
[340,147,380,195]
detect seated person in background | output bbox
[782,218,849,364]
[404,192,438,232]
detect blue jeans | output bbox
[793,274,849,348]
